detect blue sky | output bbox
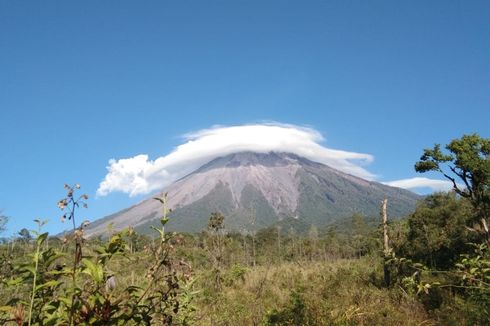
[0,1,489,237]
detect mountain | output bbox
[86,152,420,237]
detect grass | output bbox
[2,229,487,325]
[1,186,487,325]
[188,257,432,325]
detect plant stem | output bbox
[68,200,79,326]
[28,239,41,326]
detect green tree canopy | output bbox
[403,192,474,269]
[18,228,32,241]
[208,211,225,232]
[415,134,490,225]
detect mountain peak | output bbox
[195,151,317,173]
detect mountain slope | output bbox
[86,152,420,236]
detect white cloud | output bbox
[383,177,455,192]
[97,123,375,197]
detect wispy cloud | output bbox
[97,123,375,197]
[383,177,455,192]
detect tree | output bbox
[18,228,32,242]
[415,134,490,238]
[208,211,225,233]
[350,213,369,258]
[413,135,490,322]
[0,213,8,235]
[207,211,225,291]
[404,192,473,269]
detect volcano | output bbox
[86,152,420,236]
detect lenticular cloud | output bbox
[383,177,455,192]
[96,123,375,197]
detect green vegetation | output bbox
[0,134,489,325]
[415,133,490,240]
[0,188,194,325]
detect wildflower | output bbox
[57,199,67,210]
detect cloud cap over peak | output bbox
[97,123,375,197]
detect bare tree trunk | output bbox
[250,206,256,267]
[277,226,281,259]
[242,232,249,265]
[252,235,256,267]
[482,217,490,246]
[381,198,391,287]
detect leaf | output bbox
[153,197,165,204]
[5,277,23,286]
[413,263,425,269]
[151,226,164,237]
[81,258,104,284]
[59,297,72,306]
[20,265,36,276]
[35,280,62,292]
[37,232,49,246]
[160,217,170,226]
[42,251,66,267]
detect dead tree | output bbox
[381,198,391,287]
[249,205,257,267]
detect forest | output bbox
[0,134,489,325]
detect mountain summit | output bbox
[86,152,420,236]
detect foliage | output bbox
[223,264,247,287]
[386,133,490,324]
[401,192,474,269]
[415,134,490,228]
[1,204,486,325]
[17,229,32,242]
[208,212,225,232]
[0,186,195,326]
[206,211,226,291]
[455,243,490,323]
[263,288,313,325]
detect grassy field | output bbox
[1,188,488,325]
[1,226,484,326]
